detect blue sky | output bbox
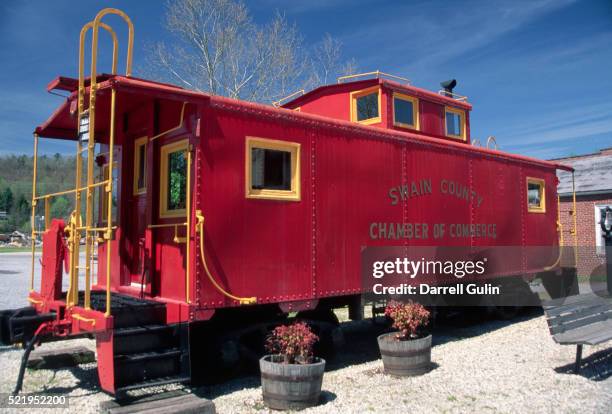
[0,0,611,159]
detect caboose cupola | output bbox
[279,71,472,144]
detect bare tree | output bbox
[308,33,359,88]
[147,0,356,103]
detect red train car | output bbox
[0,9,578,397]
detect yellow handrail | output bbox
[78,21,118,117]
[29,133,39,292]
[195,210,256,305]
[104,88,117,317]
[27,297,44,306]
[149,102,188,141]
[571,172,578,265]
[543,194,563,271]
[72,313,96,327]
[34,180,110,201]
[272,89,305,107]
[185,146,192,304]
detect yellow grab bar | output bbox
[27,297,44,306]
[543,194,563,271]
[72,313,96,327]
[195,210,256,305]
[78,21,118,115]
[150,102,188,141]
[30,133,39,292]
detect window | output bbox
[160,140,189,218]
[133,137,147,195]
[393,93,419,130]
[350,86,381,125]
[526,177,546,213]
[246,137,300,201]
[595,205,612,255]
[445,107,466,140]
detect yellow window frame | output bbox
[526,177,546,213]
[392,92,419,130]
[350,86,381,125]
[444,106,466,140]
[245,136,301,202]
[133,136,147,195]
[159,139,189,218]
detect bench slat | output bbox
[549,311,611,335]
[553,319,612,345]
[547,303,612,327]
[542,293,604,310]
[545,296,611,317]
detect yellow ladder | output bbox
[67,8,134,316]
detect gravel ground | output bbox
[0,313,611,414]
[1,253,611,413]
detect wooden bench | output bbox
[543,292,612,373]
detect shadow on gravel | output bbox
[196,307,544,400]
[195,375,261,400]
[319,390,337,405]
[38,363,100,395]
[432,307,543,347]
[555,349,612,381]
[327,306,543,372]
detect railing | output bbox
[30,8,134,318]
[272,89,305,107]
[437,90,468,102]
[486,136,498,150]
[337,70,410,85]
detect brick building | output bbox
[554,147,612,277]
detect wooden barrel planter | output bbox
[259,355,326,410]
[377,333,432,376]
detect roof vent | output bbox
[440,79,457,97]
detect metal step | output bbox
[114,324,177,355]
[114,348,182,363]
[114,375,190,396]
[114,346,186,388]
[114,324,172,337]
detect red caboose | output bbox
[0,9,578,397]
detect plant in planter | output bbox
[260,321,325,410]
[378,300,432,376]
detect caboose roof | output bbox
[281,77,472,111]
[35,74,206,139]
[35,74,571,172]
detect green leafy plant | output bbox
[384,300,430,340]
[265,321,319,364]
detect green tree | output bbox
[50,196,71,222]
[0,187,14,212]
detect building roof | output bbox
[557,151,612,196]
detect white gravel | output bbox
[208,315,612,414]
[1,314,609,413]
